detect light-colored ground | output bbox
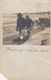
[23,28,50,45]
[3,27,50,45]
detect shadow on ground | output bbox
[3,28,43,45]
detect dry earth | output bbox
[23,28,50,45]
[3,26,50,45]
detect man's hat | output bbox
[17,13,22,17]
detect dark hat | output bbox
[26,15,29,18]
[17,13,22,17]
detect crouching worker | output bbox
[26,15,34,38]
[16,13,26,44]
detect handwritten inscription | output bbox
[27,49,38,52]
[40,49,49,52]
[6,47,23,53]
[6,47,49,53]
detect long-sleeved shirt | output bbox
[17,17,26,30]
[26,18,34,28]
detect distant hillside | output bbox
[3,12,50,24]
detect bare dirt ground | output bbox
[3,26,50,45]
[23,28,50,45]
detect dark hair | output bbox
[17,13,22,17]
[26,15,29,18]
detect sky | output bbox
[1,0,51,13]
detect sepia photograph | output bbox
[3,12,50,45]
[0,0,51,80]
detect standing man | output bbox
[26,15,34,37]
[16,13,26,44]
